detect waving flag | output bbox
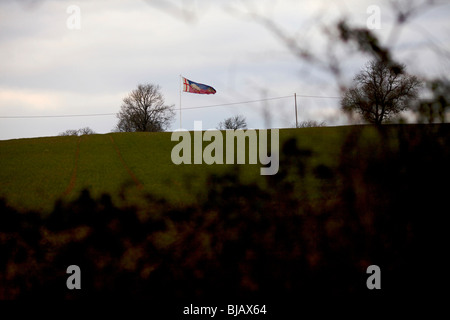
[182,77,216,94]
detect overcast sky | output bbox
[1,0,449,140]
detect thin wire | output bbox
[293,94,340,99]
[0,113,116,119]
[0,93,341,119]
[181,95,293,110]
[180,93,340,111]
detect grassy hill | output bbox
[0,126,358,213]
[1,124,449,300]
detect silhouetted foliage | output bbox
[337,20,397,70]
[416,78,450,123]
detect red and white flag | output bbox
[182,77,216,94]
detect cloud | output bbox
[0,87,125,139]
[0,88,61,111]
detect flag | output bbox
[182,77,216,94]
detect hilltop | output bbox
[1,123,449,300]
[0,125,355,213]
[1,124,450,214]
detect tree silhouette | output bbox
[59,127,95,136]
[115,84,174,132]
[217,114,247,130]
[341,60,422,125]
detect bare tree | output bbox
[78,127,96,135]
[59,127,96,136]
[59,129,79,136]
[341,60,422,125]
[115,84,175,132]
[218,114,248,130]
[296,120,326,128]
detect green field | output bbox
[0,126,346,212]
[0,124,446,213]
[1,124,449,299]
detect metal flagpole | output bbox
[179,75,182,129]
[294,93,298,128]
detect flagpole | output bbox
[294,93,298,128]
[179,75,182,129]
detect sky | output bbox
[0,0,449,140]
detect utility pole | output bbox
[294,93,298,128]
[179,75,182,129]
